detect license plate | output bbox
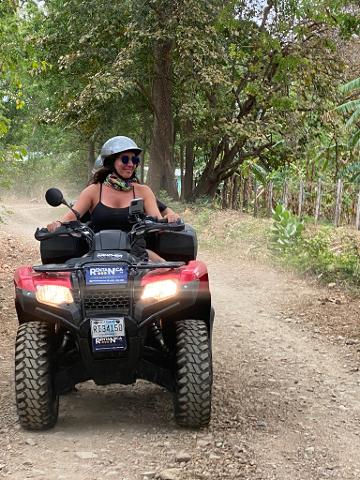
[85,265,128,285]
[90,318,127,352]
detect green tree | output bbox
[0,1,26,173]
[191,0,359,198]
[9,0,360,201]
[0,0,44,183]
[36,0,223,198]
[338,77,360,150]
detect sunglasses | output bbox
[120,155,141,166]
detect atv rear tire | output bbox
[174,319,212,428]
[15,321,59,430]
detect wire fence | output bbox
[220,175,360,228]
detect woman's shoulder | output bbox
[134,183,154,196]
[80,182,100,198]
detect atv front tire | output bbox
[15,321,59,430]
[174,319,212,428]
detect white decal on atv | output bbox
[95,337,119,344]
[89,267,125,276]
[96,253,123,258]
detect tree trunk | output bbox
[180,142,185,200]
[147,39,178,199]
[139,149,145,183]
[87,138,96,180]
[192,140,223,199]
[193,140,242,199]
[183,119,194,201]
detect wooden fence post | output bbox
[356,190,360,230]
[334,179,343,227]
[298,180,305,217]
[282,180,289,209]
[315,179,322,222]
[253,179,258,217]
[239,176,244,212]
[242,177,249,211]
[267,181,273,217]
[228,176,234,208]
[232,176,240,210]
[222,179,228,209]
[228,176,233,209]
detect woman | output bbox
[47,136,165,261]
[91,154,179,222]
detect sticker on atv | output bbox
[90,318,127,352]
[85,265,128,285]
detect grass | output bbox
[180,200,360,287]
[269,209,360,287]
[175,200,271,262]
[0,204,14,223]
[284,225,360,286]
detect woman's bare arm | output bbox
[47,184,98,231]
[138,185,162,218]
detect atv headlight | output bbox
[36,285,74,306]
[141,279,178,301]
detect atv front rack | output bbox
[33,261,185,273]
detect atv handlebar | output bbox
[145,217,185,231]
[145,216,169,223]
[35,217,185,242]
[34,221,86,241]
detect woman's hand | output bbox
[47,220,62,232]
[163,212,180,223]
[162,207,180,223]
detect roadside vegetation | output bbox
[173,198,360,287]
[270,205,360,286]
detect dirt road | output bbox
[1,205,360,480]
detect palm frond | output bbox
[342,161,360,182]
[250,163,269,185]
[337,99,360,114]
[339,77,360,95]
[346,108,360,129]
[349,130,360,150]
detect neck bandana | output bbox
[103,172,138,192]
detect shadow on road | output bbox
[56,381,175,433]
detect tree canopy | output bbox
[0,0,359,199]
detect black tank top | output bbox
[91,184,135,233]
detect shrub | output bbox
[270,203,304,253]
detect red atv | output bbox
[14,189,214,430]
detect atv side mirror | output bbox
[129,198,145,217]
[45,188,64,207]
[45,188,81,221]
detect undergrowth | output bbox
[270,204,360,286]
[182,199,360,286]
[283,227,360,285]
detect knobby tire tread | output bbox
[15,321,59,430]
[175,319,212,428]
